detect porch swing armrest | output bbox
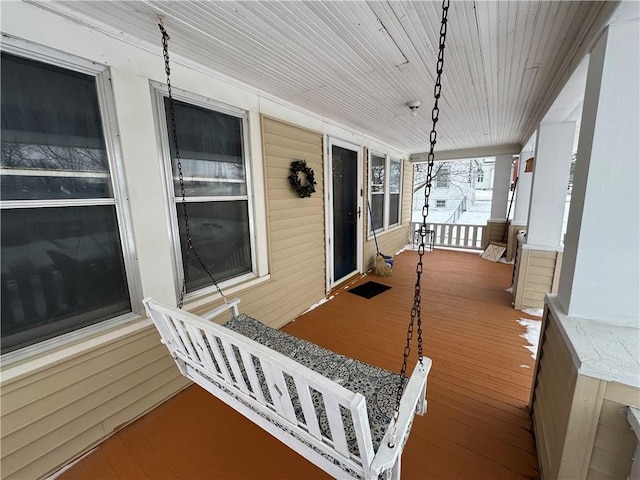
[200,298,241,321]
[369,359,432,477]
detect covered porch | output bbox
[58,249,540,479]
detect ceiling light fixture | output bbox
[407,100,422,117]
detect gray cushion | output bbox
[223,314,404,455]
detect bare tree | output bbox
[413,160,476,200]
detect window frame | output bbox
[152,83,260,303]
[368,151,403,235]
[0,39,143,361]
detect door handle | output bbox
[357,206,362,219]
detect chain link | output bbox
[392,0,449,433]
[159,24,228,308]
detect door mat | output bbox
[347,281,391,299]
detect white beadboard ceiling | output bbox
[30,1,618,155]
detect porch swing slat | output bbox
[292,375,324,440]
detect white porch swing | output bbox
[144,3,449,479]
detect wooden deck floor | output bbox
[60,249,540,479]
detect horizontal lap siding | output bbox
[515,249,561,309]
[533,310,638,480]
[532,316,577,479]
[233,117,325,328]
[586,397,638,479]
[0,327,188,479]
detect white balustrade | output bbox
[411,222,485,251]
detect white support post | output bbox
[557,20,640,326]
[513,148,534,225]
[489,154,513,221]
[526,122,576,248]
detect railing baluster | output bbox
[410,222,485,251]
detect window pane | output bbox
[370,154,385,230]
[389,193,400,225]
[371,194,384,230]
[1,53,109,174]
[389,160,401,194]
[435,164,450,188]
[370,155,385,193]
[1,175,112,201]
[389,160,401,225]
[1,206,131,352]
[176,201,252,292]
[165,98,246,197]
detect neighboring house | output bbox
[474,158,496,190]
[412,160,476,223]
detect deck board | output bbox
[58,249,540,479]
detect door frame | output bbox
[324,136,364,292]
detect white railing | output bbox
[411,222,485,251]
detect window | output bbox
[370,154,385,230]
[435,164,450,188]
[369,153,402,232]
[160,95,254,295]
[436,200,446,208]
[389,159,401,226]
[1,52,134,353]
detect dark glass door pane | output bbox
[332,145,358,282]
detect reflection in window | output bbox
[389,159,401,226]
[163,98,253,293]
[1,207,130,348]
[0,52,132,352]
[370,154,385,230]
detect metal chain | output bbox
[391,0,449,438]
[159,23,228,308]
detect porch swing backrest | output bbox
[143,297,430,480]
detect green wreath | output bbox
[288,160,317,198]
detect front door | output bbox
[328,138,362,288]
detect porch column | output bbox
[505,148,533,261]
[513,148,533,226]
[512,122,575,309]
[483,154,513,249]
[489,154,513,220]
[531,19,640,480]
[527,122,575,247]
[557,22,639,326]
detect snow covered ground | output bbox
[412,189,572,235]
[457,197,492,225]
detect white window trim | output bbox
[368,151,403,237]
[151,82,268,304]
[0,38,143,364]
